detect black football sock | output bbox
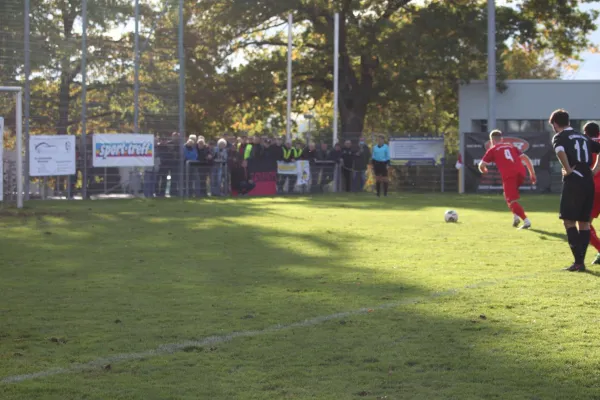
[579,229,591,265]
[383,182,388,196]
[376,182,381,196]
[567,227,581,264]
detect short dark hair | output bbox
[550,109,570,128]
[584,122,600,138]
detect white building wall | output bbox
[459,80,600,134]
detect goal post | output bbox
[0,86,24,209]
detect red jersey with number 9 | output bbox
[481,143,526,179]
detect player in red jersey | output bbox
[478,130,537,229]
[583,122,600,264]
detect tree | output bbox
[189,0,599,138]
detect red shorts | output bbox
[592,192,600,219]
[502,174,525,204]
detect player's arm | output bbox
[591,140,600,176]
[553,136,573,176]
[478,149,493,174]
[478,161,489,174]
[520,154,537,184]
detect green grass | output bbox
[1,194,600,399]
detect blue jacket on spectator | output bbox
[184,144,198,161]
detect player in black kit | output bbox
[551,109,600,271]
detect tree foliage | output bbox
[187,0,599,140]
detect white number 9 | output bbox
[504,149,514,162]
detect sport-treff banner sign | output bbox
[463,132,552,193]
[93,134,154,167]
[30,135,76,176]
[389,136,445,166]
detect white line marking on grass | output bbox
[1,273,539,384]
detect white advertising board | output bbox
[29,135,76,176]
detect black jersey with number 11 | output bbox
[552,128,600,177]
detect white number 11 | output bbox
[575,140,589,163]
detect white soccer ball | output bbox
[444,210,458,223]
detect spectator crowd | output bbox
[145,132,374,197]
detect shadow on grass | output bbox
[1,197,595,399]
[530,228,567,242]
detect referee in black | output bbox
[551,109,600,271]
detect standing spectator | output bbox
[303,142,318,192]
[341,140,354,192]
[250,135,263,159]
[281,140,296,193]
[183,136,198,197]
[353,137,371,192]
[195,138,213,197]
[212,138,228,196]
[329,142,342,163]
[270,137,285,192]
[267,137,282,160]
[314,142,332,192]
[224,133,234,149]
[242,138,254,160]
[293,140,304,160]
[238,136,248,157]
[316,142,329,161]
[303,142,317,163]
[184,136,198,162]
[230,156,256,195]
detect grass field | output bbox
[2,194,600,400]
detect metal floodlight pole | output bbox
[178,0,186,198]
[487,0,496,131]
[286,14,293,142]
[134,0,140,133]
[333,13,340,145]
[81,0,88,200]
[24,0,31,200]
[16,90,23,209]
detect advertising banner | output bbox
[247,158,277,196]
[93,134,154,167]
[29,135,76,176]
[463,132,552,193]
[389,136,445,166]
[277,160,311,185]
[277,161,297,175]
[296,160,311,186]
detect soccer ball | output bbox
[444,210,458,223]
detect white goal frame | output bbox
[0,86,23,208]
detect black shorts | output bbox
[560,174,595,222]
[373,161,388,177]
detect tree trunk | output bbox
[56,60,70,135]
[339,95,367,143]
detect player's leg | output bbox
[577,182,595,267]
[503,176,530,228]
[561,178,586,271]
[589,194,600,264]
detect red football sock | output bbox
[509,202,527,220]
[590,225,600,252]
